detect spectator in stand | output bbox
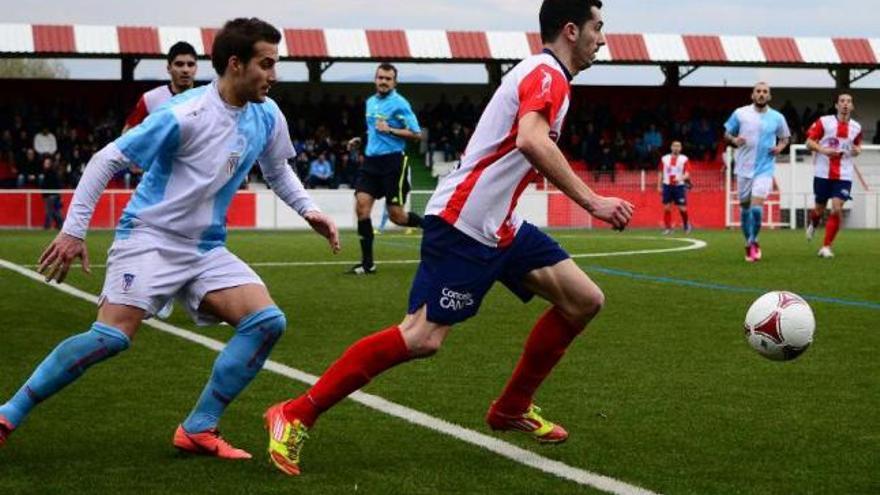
[67,147,88,188]
[642,123,663,163]
[17,148,41,188]
[0,150,17,188]
[688,117,716,161]
[307,151,335,189]
[581,121,601,166]
[33,126,58,157]
[39,156,64,230]
[0,129,13,154]
[595,137,616,182]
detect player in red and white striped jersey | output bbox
[656,140,691,234]
[265,0,636,476]
[122,41,198,133]
[805,93,863,258]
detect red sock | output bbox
[493,307,582,415]
[810,209,821,227]
[283,326,410,427]
[824,212,840,247]
[680,211,689,228]
[663,210,672,229]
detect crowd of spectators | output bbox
[1,91,876,194]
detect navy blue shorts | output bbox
[407,216,570,326]
[814,177,852,204]
[662,184,687,205]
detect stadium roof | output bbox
[1,23,878,68]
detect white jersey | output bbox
[723,105,790,179]
[807,115,863,181]
[125,85,176,128]
[660,153,689,186]
[64,81,316,251]
[425,50,571,247]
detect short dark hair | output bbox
[375,62,398,80]
[539,0,603,43]
[211,18,282,76]
[166,41,197,64]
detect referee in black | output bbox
[348,63,424,275]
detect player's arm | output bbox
[517,111,633,230]
[805,119,837,156]
[851,131,863,157]
[723,113,745,147]
[770,136,790,156]
[261,108,339,253]
[38,143,131,283]
[657,168,663,192]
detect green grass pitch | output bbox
[0,228,877,494]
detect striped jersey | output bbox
[724,105,790,179]
[806,115,863,181]
[425,50,571,248]
[125,84,178,128]
[114,82,296,250]
[660,153,689,186]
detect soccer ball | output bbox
[743,291,815,361]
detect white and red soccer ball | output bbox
[744,291,815,361]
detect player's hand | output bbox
[733,137,746,147]
[820,147,842,157]
[303,211,341,254]
[347,137,362,150]
[376,119,391,133]
[587,196,635,231]
[37,231,90,284]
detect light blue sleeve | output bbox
[775,112,791,139]
[724,111,740,135]
[397,97,421,134]
[115,109,180,170]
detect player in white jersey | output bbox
[123,41,198,133]
[264,0,634,476]
[123,41,198,318]
[724,82,791,262]
[805,93,863,258]
[657,140,691,234]
[0,18,340,460]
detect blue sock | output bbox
[740,207,752,245]
[751,206,763,243]
[0,323,130,427]
[182,306,286,433]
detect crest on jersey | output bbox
[540,70,553,97]
[225,135,248,175]
[122,273,135,292]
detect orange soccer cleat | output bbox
[0,415,14,447]
[486,402,569,444]
[173,424,252,459]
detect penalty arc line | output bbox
[0,258,661,495]
[19,237,708,269]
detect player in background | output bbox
[0,18,340,459]
[122,41,198,133]
[724,82,790,262]
[805,93,862,258]
[657,140,691,234]
[347,63,424,275]
[264,0,634,476]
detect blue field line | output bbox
[582,264,880,311]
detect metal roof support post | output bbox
[486,62,503,88]
[832,66,851,89]
[121,56,140,82]
[662,64,680,87]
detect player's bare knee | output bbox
[564,285,605,323]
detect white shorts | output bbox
[100,229,264,326]
[737,175,773,203]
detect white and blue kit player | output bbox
[0,18,340,459]
[724,82,790,262]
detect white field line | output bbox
[20,237,707,269]
[0,258,661,495]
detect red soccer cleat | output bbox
[486,402,569,444]
[173,424,252,460]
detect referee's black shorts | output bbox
[354,152,411,206]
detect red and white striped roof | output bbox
[0,24,877,66]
